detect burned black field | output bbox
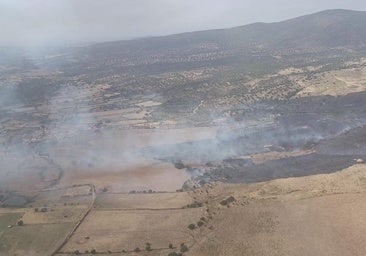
[142,91,366,186]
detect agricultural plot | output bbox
[0,222,73,255]
[95,192,193,209]
[62,208,205,254]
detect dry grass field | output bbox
[190,193,366,256]
[52,163,366,256]
[0,222,74,256]
[0,210,75,256]
[59,162,190,193]
[62,208,205,254]
[187,163,366,256]
[294,65,366,98]
[0,185,93,256]
[95,192,193,209]
[21,206,86,225]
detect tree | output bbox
[188,223,196,230]
[220,196,236,206]
[174,162,185,169]
[17,220,24,226]
[197,220,204,227]
[169,243,173,249]
[180,244,189,253]
[145,243,152,251]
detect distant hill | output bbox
[83,9,366,58]
[37,9,366,81]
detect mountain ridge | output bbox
[87,9,366,53]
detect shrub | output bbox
[169,243,173,249]
[180,244,189,253]
[145,243,152,251]
[17,220,24,226]
[174,162,185,169]
[197,220,204,227]
[220,196,236,206]
[188,223,196,230]
[186,201,203,208]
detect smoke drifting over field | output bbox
[2,72,366,193]
[2,8,366,195]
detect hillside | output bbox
[75,9,366,59]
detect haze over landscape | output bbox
[1,1,366,256]
[1,0,366,46]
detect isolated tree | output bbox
[145,242,152,251]
[197,220,204,227]
[180,244,189,253]
[169,243,173,249]
[188,223,196,230]
[17,220,24,226]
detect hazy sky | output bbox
[1,0,366,47]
